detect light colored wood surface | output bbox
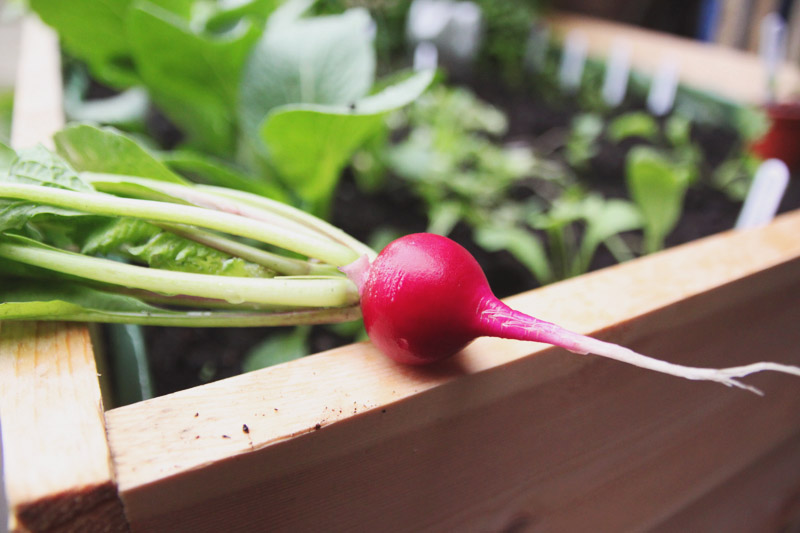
[549,12,800,104]
[106,210,800,531]
[9,16,63,150]
[2,16,128,533]
[0,323,126,532]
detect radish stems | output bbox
[0,240,359,308]
[0,182,359,266]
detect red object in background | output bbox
[752,102,800,171]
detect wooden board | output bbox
[549,12,800,104]
[105,210,800,531]
[1,16,128,533]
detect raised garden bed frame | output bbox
[2,12,800,533]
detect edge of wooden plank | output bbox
[106,210,800,530]
[548,11,800,105]
[2,15,128,533]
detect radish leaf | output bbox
[54,124,186,184]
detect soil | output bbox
[136,73,800,399]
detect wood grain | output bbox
[0,323,127,532]
[2,15,128,533]
[549,12,800,104]
[106,211,800,531]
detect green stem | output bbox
[35,305,363,327]
[0,240,359,308]
[160,224,338,276]
[0,182,358,266]
[81,173,376,259]
[197,184,377,259]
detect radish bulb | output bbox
[342,233,800,395]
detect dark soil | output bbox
[138,73,800,399]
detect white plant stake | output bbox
[760,12,787,103]
[735,159,790,230]
[407,0,451,42]
[559,30,587,92]
[602,38,631,107]
[414,41,439,71]
[443,2,483,63]
[524,24,550,72]
[647,56,679,116]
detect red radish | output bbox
[342,233,800,394]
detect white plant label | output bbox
[407,0,451,42]
[647,56,679,116]
[559,30,587,91]
[602,38,631,107]
[760,12,786,102]
[414,41,439,71]
[524,24,550,72]
[735,158,790,230]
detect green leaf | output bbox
[474,224,552,286]
[664,115,692,147]
[4,145,92,191]
[579,196,643,272]
[239,7,376,139]
[29,0,140,87]
[607,112,659,143]
[82,218,273,277]
[626,146,691,253]
[203,0,282,32]
[54,124,186,183]
[0,280,175,320]
[105,323,154,406]
[0,200,94,234]
[0,141,15,173]
[260,70,434,214]
[29,0,193,88]
[242,326,311,372]
[565,113,603,169]
[0,91,12,146]
[159,149,287,200]
[127,0,263,155]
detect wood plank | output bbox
[10,16,63,150]
[0,323,127,532]
[548,12,800,104]
[651,431,800,531]
[106,210,800,531]
[2,15,128,533]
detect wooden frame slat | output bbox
[549,12,800,104]
[1,16,128,533]
[106,210,800,531]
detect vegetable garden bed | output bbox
[3,10,800,533]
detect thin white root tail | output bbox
[567,334,800,396]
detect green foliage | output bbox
[626,146,693,254]
[377,84,641,286]
[607,112,659,143]
[0,134,370,326]
[29,0,433,217]
[238,6,375,138]
[258,71,434,216]
[242,326,310,371]
[54,124,185,183]
[127,1,264,156]
[0,91,13,145]
[565,113,603,169]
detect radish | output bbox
[342,233,800,395]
